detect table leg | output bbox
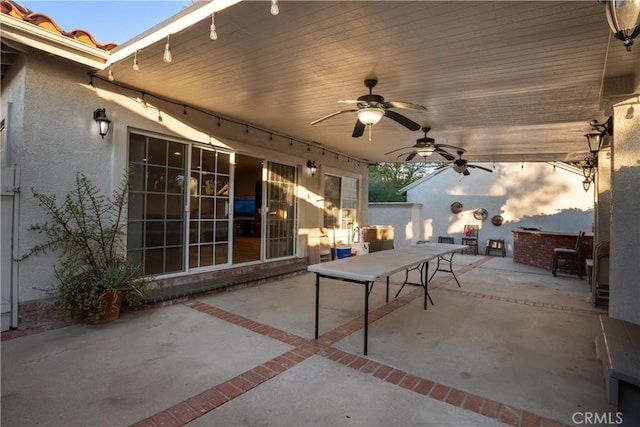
[423,262,429,310]
[364,281,370,355]
[315,273,320,339]
[386,277,389,302]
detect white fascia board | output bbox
[106,0,243,68]
[0,14,109,69]
[399,167,449,194]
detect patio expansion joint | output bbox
[131,281,568,427]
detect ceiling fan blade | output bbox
[463,169,471,176]
[352,119,366,137]
[310,109,357,125]
[468,164,493,173]
[383,110,421,131]
[385,146,414,155]
[436,143,465,152]
[405,152,418,161]
[383,101,427,111]
[434,148,455,161]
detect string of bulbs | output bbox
[107,1,281,75]
[89,72,366,169]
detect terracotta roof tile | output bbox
[1,0,117,51]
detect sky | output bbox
[20,1,192,45]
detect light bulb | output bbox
[108,66,114,81]
[132,51,140,71]
[270,0,279,15]
[210,13,218,40]
[163,35,172,63]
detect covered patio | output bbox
[2,255,612,426]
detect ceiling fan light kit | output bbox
[310,79,426,141]
[385,127,462,162]
[357,108,385,125]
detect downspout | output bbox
[10,165,20,328]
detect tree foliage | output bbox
[368,162,437,202]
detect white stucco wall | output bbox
[368,203,422,248]
[3,51,368,304]
[402,162,594,255]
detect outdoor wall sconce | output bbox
[582,160,594,179]
[584,117,612,156]
[307,160,317,176]
[93,108,111,139]
[582,177,592,192]
[604,0,640,51]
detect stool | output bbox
[485,239,506,257]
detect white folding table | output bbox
[308,243,467,355]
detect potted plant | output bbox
[21,171,148,324]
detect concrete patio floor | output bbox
[1,254,614,426]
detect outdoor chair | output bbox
[592,241,610,307]
[485,239,506,257]
[552,231,585,279]
[461,225,479,255]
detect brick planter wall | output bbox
[512,230,593,271]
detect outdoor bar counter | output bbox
[512,229,593,271]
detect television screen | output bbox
[234,196,255,216]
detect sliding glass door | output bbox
[264,161,297,260]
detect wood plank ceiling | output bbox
[104,1,639,164]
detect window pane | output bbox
[144,248,164,275]
[166,221,183,246]
[215,221,228,243]
[202,150,215,173]
[217,175,229,196]
[201,221,214,243]
[215,197,228,218]
[189,245,199,268]
[166,195,183,220]
[164,247,183,272]
[147,138,166,165]
[201,197,214,219]
[128,193,144,222]
[130,164,146,192]
[215,243,228,264]
[167,169,184,194]
[146,194,165,219]
[323,175,341,228]
[145,221,164,247]
[127,221,144,250]
[200,245,214,267]
[147,166,166,192]
[202,174,215,195]
[129,133,146,162]
[217,152,230,174]
[168,142,185,168]
[189,221,199,244]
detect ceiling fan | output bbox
[451,150,493,176]
[310,79,426,141]
[384,127,462,162]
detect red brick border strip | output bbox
[132,259,569,427]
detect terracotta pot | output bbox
[83,290,124,324]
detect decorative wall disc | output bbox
[450,202,463,214]
[491,215,504,226]
[473,208,488,220]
